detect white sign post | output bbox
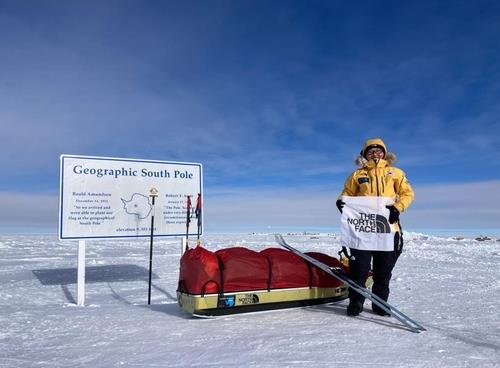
[59,155,203,306]
[77,240,85,306]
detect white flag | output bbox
[340,196,396,251]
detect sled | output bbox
[176,245,353,316]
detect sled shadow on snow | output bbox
[142,302,190,319]
[32,264,158,286]
[306,303,413,332]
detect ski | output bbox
[275,234,426,333]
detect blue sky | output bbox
[1,0,500,233]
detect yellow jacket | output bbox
[340,138,414,213]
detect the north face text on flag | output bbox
[346,212,391,233]
[340,196,395,251]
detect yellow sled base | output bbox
[177,285,349,316]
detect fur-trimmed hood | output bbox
[355,138,397,167]
[355,152,397,167]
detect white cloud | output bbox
[403,180,500,229]
[1,180,499,233]
[0,192,58,231]
[206,180,500,231]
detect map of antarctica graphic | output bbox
[121,193,152,219]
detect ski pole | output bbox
[195,193,202,246]
[148,187,158,305]
[185,195,192,249]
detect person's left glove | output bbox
[385,205,400,224]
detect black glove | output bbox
[386,205,400,224]
[336,200,345,214]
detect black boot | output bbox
[347,301,363,316]
[372,304,390,316]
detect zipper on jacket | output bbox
[374,161,380,196]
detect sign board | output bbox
[59,155,203,240]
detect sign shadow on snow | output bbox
[33,265,161,305]
[32,264,159,285]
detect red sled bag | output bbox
[306,252,345,288]
[178,246,221,295]
[260,248,310,289]
[216,247,270,292]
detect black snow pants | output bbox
[348,232,402,309]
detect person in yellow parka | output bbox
[336,138,414,316]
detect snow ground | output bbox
[1,233,499,367]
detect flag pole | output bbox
[147,187,158,305]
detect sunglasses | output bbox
[366,148,384,155]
